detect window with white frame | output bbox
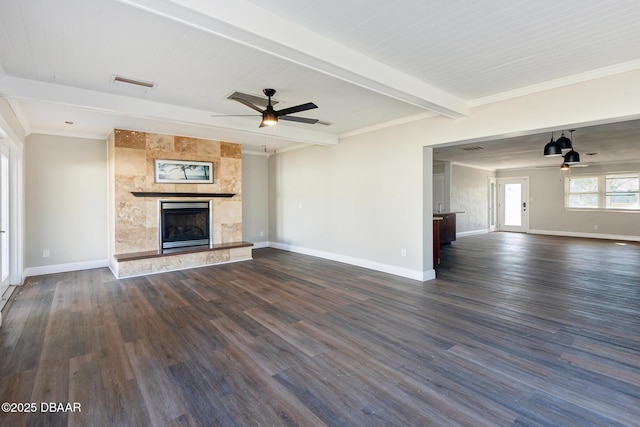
[565,173,640,211]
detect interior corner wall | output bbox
[242,153,269,246]
[25,134,108,270]
[451,164,496,234]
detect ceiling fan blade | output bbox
[210,114,259,117]
[232,98,264,113]
[276,102,317,117]
[279,116,319,124]
[228,91,278,108]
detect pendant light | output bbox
[543,132,562,157]
[557,130,573,153]
[562,130,580,164]
[564,149,580,164]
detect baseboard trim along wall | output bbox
[25,259,109,277]
[22,243,440,282]
[529,229,640,242]
[457,229,489,238]
[268,242,433,282]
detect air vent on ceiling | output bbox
[112,75,155,88]
[227,91,279,108]
[462,146,484,151]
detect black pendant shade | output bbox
[563,149,580,164]
[543,135,562,157]
[557,131,573,153]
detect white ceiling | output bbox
[1,0,640,161]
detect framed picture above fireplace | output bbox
[154,159,213,184]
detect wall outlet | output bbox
[43,249,50,258]
[260,231,264,237]
[401,248,407,257]
[594,225,599,230]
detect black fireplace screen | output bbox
[160,201,211,250]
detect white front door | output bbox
[0,144,9,297]
[498,177,529,232]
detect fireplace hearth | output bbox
[160,201,212,250]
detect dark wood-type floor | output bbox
[1,232,639,426]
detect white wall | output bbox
[25,134,108,274]
[242,153,269,246]
[269,128,428,280]
[498,163,640,240]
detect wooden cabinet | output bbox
[438,213,456,245]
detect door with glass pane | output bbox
[498,177,529,232]
[0,145,9,297]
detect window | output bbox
[565,173,640,211]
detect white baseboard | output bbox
[529,229,640,242]
[457,229,489,238]
[23,243,441,283]
[25,259,109,277]
[267,241,432,281]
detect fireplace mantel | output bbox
[131,192,235,198]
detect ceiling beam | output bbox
[116,0,469,119]
[0,76,338,146]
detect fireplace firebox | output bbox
[159,201,212,250]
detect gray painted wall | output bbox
[25,134,108,268]
[242,153,269,246]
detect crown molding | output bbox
[470,59,640,108]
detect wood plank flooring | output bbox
[1,232,639,426]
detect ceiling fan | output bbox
[215,88,319,128]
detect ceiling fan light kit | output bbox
[261,107,278,127]
[219,88,319,128]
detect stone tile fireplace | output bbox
[108,129,252,278]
